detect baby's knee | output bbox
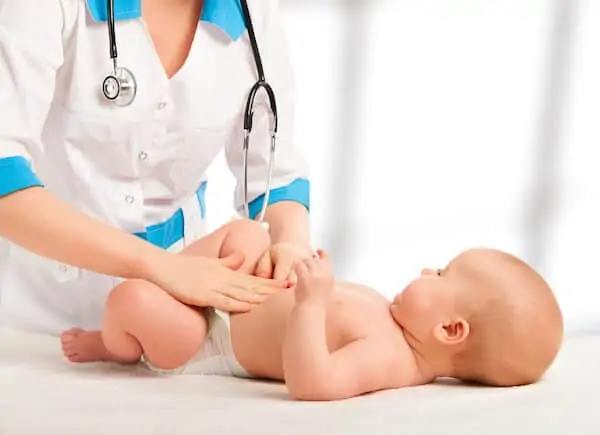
[223,218,271,251]
[105,280,162,318]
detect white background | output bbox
[206,0,600,333]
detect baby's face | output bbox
[390,254,469,343]
[391,248,563,385]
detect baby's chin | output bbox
[389,303,402,324]
[391,291,405,306]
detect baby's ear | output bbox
[433,318,470,345]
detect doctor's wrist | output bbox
[127,244,175,284]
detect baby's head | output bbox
[390,248,563,386]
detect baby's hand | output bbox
[293,249,334,304]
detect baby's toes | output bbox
[61,343,79,360]
[60,328,83,353]
[61,328,84,343]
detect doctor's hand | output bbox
[154,252,289,313]
[255,242,314,285]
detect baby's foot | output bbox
[61,328,110,363]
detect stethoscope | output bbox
[101,0,278,223]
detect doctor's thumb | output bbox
[218,251,246,271]
[255,252,274,278]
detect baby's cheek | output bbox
[403,289,434,317]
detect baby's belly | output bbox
[229,290,296,379]
[228,284,389,380]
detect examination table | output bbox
[0,328,597,434]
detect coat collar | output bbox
[85,0,246,40]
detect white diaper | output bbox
[142,309,251,378]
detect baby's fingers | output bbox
[294,260,309,283]
[303,257,319,274]
[316,249,329,261]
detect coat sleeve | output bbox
[224,0,310,219]
[0,0,64,197]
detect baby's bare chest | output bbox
[232,285,392,349]
[230,285,397,379]
[327,292,393,341]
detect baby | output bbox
[61,219,564,400]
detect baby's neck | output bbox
[403,334,457,382]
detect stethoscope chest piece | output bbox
[102,66,137,107]
[102,0,137,107]
[101,0,277,222]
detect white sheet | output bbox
[0,328,597,435]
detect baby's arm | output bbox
[181,219,270,275]
[282,252,398,401]
[284,318,395,401]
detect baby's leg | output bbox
[61,279,208,369]
[61,219,268,365]
[182,218,271,274]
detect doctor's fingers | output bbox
[215,284,270,305]
[255,251,274,278]
[240,280,288,297]
[273,256,296,281]
[208,291,256,313]
[286,270,298,286]
[233,272,288,290]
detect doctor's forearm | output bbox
[0,187,168,281]
[263,201,311,248]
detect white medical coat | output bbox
[0,0,310,334]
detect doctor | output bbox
[0,0,312,334]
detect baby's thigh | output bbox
[183,219,270,272]
[104,279,209,370]
[179,219,267,257]
[220,219,270,269]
